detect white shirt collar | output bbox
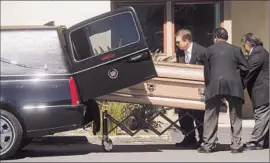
[184,42,193,64]
[249,47,253,55]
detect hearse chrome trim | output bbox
[22,104,82,110]
[0,78,69,82]
[0,73,72,77]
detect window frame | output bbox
[69,11,141,62]
[112,1,167,55]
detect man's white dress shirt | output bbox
[185,42,193,64]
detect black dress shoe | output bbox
[231,146,244,153]
[197,139,204,147]
[244,142,263,150]
[197,146,216,153]
[175,139,197,148]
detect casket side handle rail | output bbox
[198,88,205,95]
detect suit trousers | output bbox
[178,109,204,142]
[203,95,243,150]
[249,103,269,146]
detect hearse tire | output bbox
[0,110,23,160]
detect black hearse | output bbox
[0,7,157,159]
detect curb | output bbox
[86,134,170,143]
[51,120,255,144]
[218,120,255,128]
[53,130,171,144]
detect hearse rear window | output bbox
[70,12,140,61]
[1,29,70,75]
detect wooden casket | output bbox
[97,62,253,114]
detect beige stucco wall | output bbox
[222,1,270,118]
[231,1,270,52]
[1,1,111,27]
[231,1,269,118]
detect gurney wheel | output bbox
[102,138,113,152]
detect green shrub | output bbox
[95,101,140,135]
[94,101,166,136]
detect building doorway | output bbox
[174,3,216,48]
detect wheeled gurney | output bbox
[96,62,252,151]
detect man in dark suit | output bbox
[241,33,269,150]
[198,27,250,153]
[175,29,206,148]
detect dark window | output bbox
[70,12,140,61]
[1,29,70,75]
[115,3,165,54]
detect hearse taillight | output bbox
[69,77,79,105]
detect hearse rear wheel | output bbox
[0,110,23,160]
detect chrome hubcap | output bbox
[0,116,14,154]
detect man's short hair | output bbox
[213,27,228,41]
[176,29,192,41]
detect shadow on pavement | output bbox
[5,136,235,160]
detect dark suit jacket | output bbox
[176,42,206,65]
[244,45,269,108]
[204,41,250,103]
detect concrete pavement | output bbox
[2,127,269,162]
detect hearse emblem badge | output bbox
[108,69,118,79]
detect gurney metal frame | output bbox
[101,107,203,152]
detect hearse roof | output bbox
[0,25,66,30]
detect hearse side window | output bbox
[70,12,140,61]
[1,29,70,75]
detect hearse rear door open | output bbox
[66,7,157,101]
